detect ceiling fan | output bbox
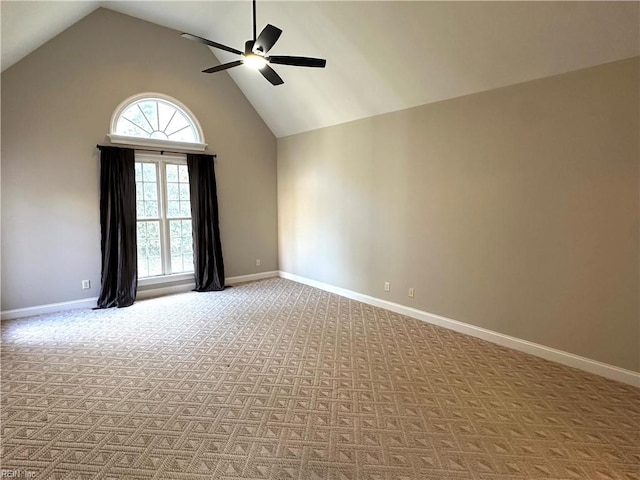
[181,0,326,86]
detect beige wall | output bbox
[278,57,639,372]
[1,8,278,311]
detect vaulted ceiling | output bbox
[2,1,638,138]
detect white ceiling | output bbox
[2,1,639,138]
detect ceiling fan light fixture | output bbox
[243,54,268,70]
[182,0,325,85]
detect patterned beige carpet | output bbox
[1,277,638,479]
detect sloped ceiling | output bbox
[2,1,638,138]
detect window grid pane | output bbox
[137,220,162,277]
[166,165,191,219]
[115,98,199,143]
[136,162,159,219]
[169,219,194,274]
[135,160,192,279]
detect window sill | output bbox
[138,272,195,287]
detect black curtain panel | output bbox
[187,154,225,291]
[96,146,137,308]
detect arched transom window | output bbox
[109,93,206,151]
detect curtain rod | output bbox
[96,144,216,157]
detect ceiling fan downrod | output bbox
[253,0,257,41]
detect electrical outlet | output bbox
[256,259,261,267]
[384,282,390,292]
[81,280,91,290]
[409,288,415,298]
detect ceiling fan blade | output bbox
[269,56,326,68]
[202,60,243,73]
[181,33,243,56]
[260,64,284,86]
[253,24,282,54]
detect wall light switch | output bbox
[384,282,390,292]
[82,280,91,290]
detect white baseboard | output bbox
[0,297,99,321]
[226,271,279,285]
[137,283,195,300]
[278,271,640,387]
[1,271,281,321]
[138,270,279,298]
[4,270,636,386]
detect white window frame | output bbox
[109,92,207,152]
[136,153,195,287]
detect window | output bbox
[108,92,205,282]
[135,155,194,279]
[109,93,206,151]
